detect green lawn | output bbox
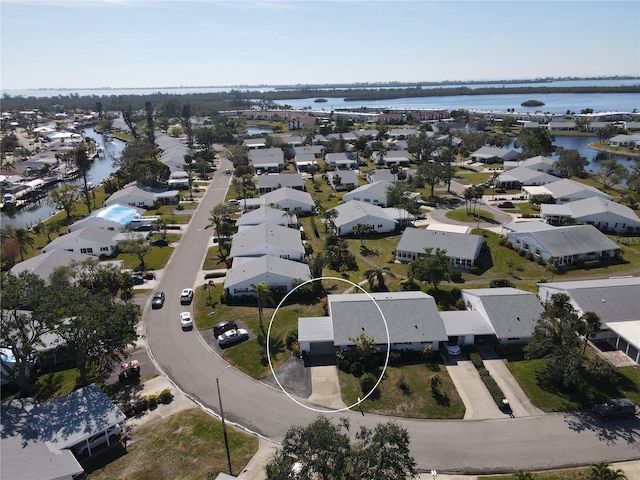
[116,246,175,271]
[446,208,495,223]
[87,409,258,480]
[480,466,591,480]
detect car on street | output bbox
[213,320,238,337]
[180,311,193,329]
[218,328,249,347]
[497,201,515,208]
[151,292,165,309]
[72,424,122,456]
[593,398,637,421]
[180,288,194,304]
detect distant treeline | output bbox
[2,85,639,116]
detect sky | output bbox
[1,0,639,91]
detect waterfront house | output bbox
[503,155,556,173]
[494,167,560,189]
[470,146,518,164]
[522,178,613,204]
[541,197,640,233]
[67,204,146,233]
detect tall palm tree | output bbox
[364,265,395,292]
[251,281,274,336]
[73,145,93,214]
[590,462,627,480]
[580,311,602,354]
[14,227,35,262]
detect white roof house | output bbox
[229,223,305,260]
[262,187,315,213]
[293,153,318,172]
[495,167,560,188]
[104,183,179,208]
[506,224,619,267]
[522,179,613,204]
[541,197,640,233]
[371,150,411,167]
[342,180,393,207]
[244,137,267,149]
[503,155,556,173]
[327,170,359,191]
[298,291,449,354]
[257,173,305,195]
[367,168,417,184]
[223,255,311,297]
[325,152,358,170]
[42,227,119,257]
[470,146,518,164]
[68,204,146,233]
[10,250,95,280]
[395,227,483,270]
[235,205,297,229]
[249,148,284,172]
[330,200,397,236]
[607,133,640,147]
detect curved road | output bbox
[144,143,640,474]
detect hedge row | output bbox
[121,388,174,418]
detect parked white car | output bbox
[72,424,121,456]
[218,328,249,347]
[180,288,194,305]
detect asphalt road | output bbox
[143,139,640,473]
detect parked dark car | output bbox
[151,238,169,247]
[213,320,238,337]
[131,274,145,285]
[151,292,165,309]
[497,201,514,208]
[593,398,637,421]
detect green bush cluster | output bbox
[121,388,174,418]
[469,352,509,410]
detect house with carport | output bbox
[342,180,393,207]
[395,227,483,270]
[494,167,559,189]
[42,227,120,257]
[68,204,146,233]
[538,277,640,365]
[104,183,180,208]
[223,255,311,297]
[522,179,613,204]
[470,146,518,164]
[330,200,397,236]
[257,173,305,194]
[325,152,358,170]
[367,168,417,184]
[228,223,305,260]
[503,155,556,173]
[249,148,284,173]
[505,224,619,267]
[243,187,315,213]
[327,170,359,191]
[235,205,297,230]
[371,150,411,167]
[541,197,640,233]
[298,291,449,357]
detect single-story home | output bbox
[271,134,303,147]
[224,255,311,297]
[538,277,640,364]
[298,291,449,356]
[548,121,577,131]
[494,167,560,189]
[607,133,640,147]
[541,197,640,233]
[10,250,94,280]
[395,227,483,270]
[387,128,420,139]
[229,223,305,260]
[522,179,613,204]
[257,173,305,194]
[470,146,518,164]
[167,171,190,189]
[366,168,417,184]
[68,204,146,233]
[235,205,298,229]
[327,170,359,191]
[330,200,397,236]
[371,150,411,167]
[503,155,556,173]
[293,145,324,158]
[342,180,393,207]
[505,224,620,267]
[244,137,267,149]
[325,152,358,170]
[242,187,316,214]
[104,183,180,208]
[42,227,119,257]
[293,153,318,173]
[249,148,284,173]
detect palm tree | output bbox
[14,227,35,262]
[73,146,93,214]
[251,281,274,336]
[353,223,373,247]
[590,462,627,480]
[364,265,395,292]
[580,311,602,354]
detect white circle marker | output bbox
[267,276,390,413]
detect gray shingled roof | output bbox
[462,288,544,339]
[524,225,618,256]
[331,201,395,228]
[396,227,483,261]
[10,250,93,280]
[563,197,640,224]
[229,223,304,258]
[496,166,559,185]
[544,179,613,200]
[236,205,295,227]
[224,255,310,289]
[258,173,304,190]
[329,291,448,346]
[343,180,393,200]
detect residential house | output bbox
[293,153,318,173]
[458,288,544,345]
[298,291,449,356]
[548,121,577,131]
[10,250,95,280]
[104,183,179,208]
[229,223,305,260]
[538,277,640,364]
[242,187,315,213]
[327,170,359,191]
[249,148,284,173]
[223,255,311,297]
[235,205,297,230]
[494,167,560,189]
[42,227,120,257]
[470,146,518,164]
[607,133,640,147]
[330,200,397,236]
[167,171,190,189]
[541,197,640,233]
[342,180,393,207]
[244,137,267,149]
[68,204,146,233]
[367,168,417,184]
[505,224,619,267]
[325,152,358,170]
[294,145,324,158]
[387,128,420,139]
[272,135,303,147]
[522,178,613,204]
[371,150,411,167]
[395,227,483,270]
[326,132,358,143]
[257,173,305,194]
[503,155,556,173]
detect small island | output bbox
[521,99,545,107]
[314,98,328,103]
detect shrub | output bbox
[337,356,351,372]
[469,265,480,274]
[455,298,466,310]
[360,373,378,395]
[286,329,298,350]
[518,249,527,257]
[389,351,402,365]
[450,269,462,282]
[133,398,149,414]
[146,394,158,408]
[350,361,363,377]
[430,374,443,394]
[469,352,484,369]
[490,279,515,288]
[158,388,174,404]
